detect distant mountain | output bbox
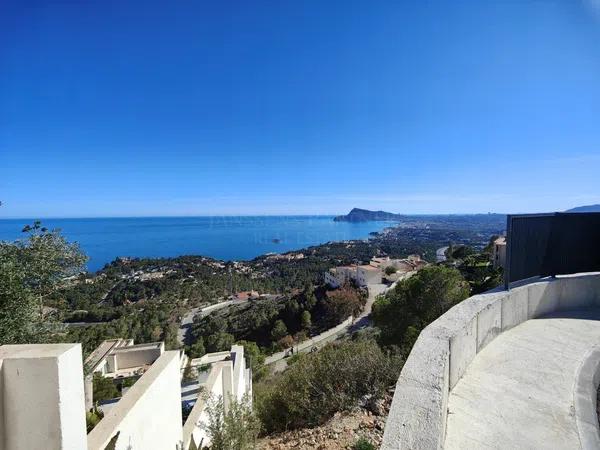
[333,208,404,222]
[566,204,600,213]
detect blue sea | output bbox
[0,216,390,272]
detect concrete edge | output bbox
[574,346,600,450]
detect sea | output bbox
[0,216,390,272]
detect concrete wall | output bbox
[113,344,163,371]
[88,351,183,450]
[183,363,225,450]
[183,346,252,450]
[382,273,600,450]
[356,267,382,287]
[0,344,88,450]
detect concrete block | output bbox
[527,279,561,319]
[501,286,528,331]
[448,318,477,390]
[1,344,88,450]
[399,333,449,389]
[381,332,450,450]
[428,297,485,389]
[381,375,448,450]
[476,296,502,352]
[558,275,599,311]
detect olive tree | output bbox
[0,221,87,344]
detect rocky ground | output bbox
[257,394,392,450]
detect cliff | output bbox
[333,208,404,222]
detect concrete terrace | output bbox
[445,309,600,450]
[382,273,600,450]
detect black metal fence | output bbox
[504,212,600,288]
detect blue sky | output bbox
[1,0,599,217]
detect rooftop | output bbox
[357,264,380,272]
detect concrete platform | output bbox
[445,309,600,450]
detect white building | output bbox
[325,256,426,288]
[86,339,165,378]
[356,264,382,286]
[324,266,357,288]
[0,342,252,450]
[492,236,507,268]
[184,345,252,449]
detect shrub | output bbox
[372,265,469,351]
[92,372,119,402]
[204,394,261,450]
[353,437,376,450]
[323,285,366,324]
[270,320,288,341]
[254,338,402,433]
[86,406,104,433]
[384,266,397,275]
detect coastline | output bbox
[0,216,391,272]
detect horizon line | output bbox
[0,212,513,221]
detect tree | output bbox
[385,266,397,276]
[204,394,261,450]
[324,285,365,324]
[188,338,206,358]
[301,284,317,310]
[236,340,266,380]
[92,373,119,402]
[206,332,235,353]
[450,245,474,260]
[0,222,87,344]
[270,320,288,341]
[372,265,469,350]
[301,310,312,329]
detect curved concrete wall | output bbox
[382,273,600,450]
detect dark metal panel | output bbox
[504,212,600,288]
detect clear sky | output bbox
[1,0,599,218]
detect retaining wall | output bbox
[381,273,600,449]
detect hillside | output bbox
[333,208,404,222]
[566,204,600,213]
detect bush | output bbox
[254,338,402,433]
[372,265,469,351]
[204,394,261,450]
[92,372,119,402]
[384,266,397,275]
[323,285,366,324]
[86,406,104,432]
[237,340,268,381]
[353,437,376,450]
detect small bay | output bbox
[0,216,389,271]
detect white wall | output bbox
[113,345,163,371]
[88,351,183,450]
[183,363,226,450]
[0,344,88,450]
[183,346,252,450]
